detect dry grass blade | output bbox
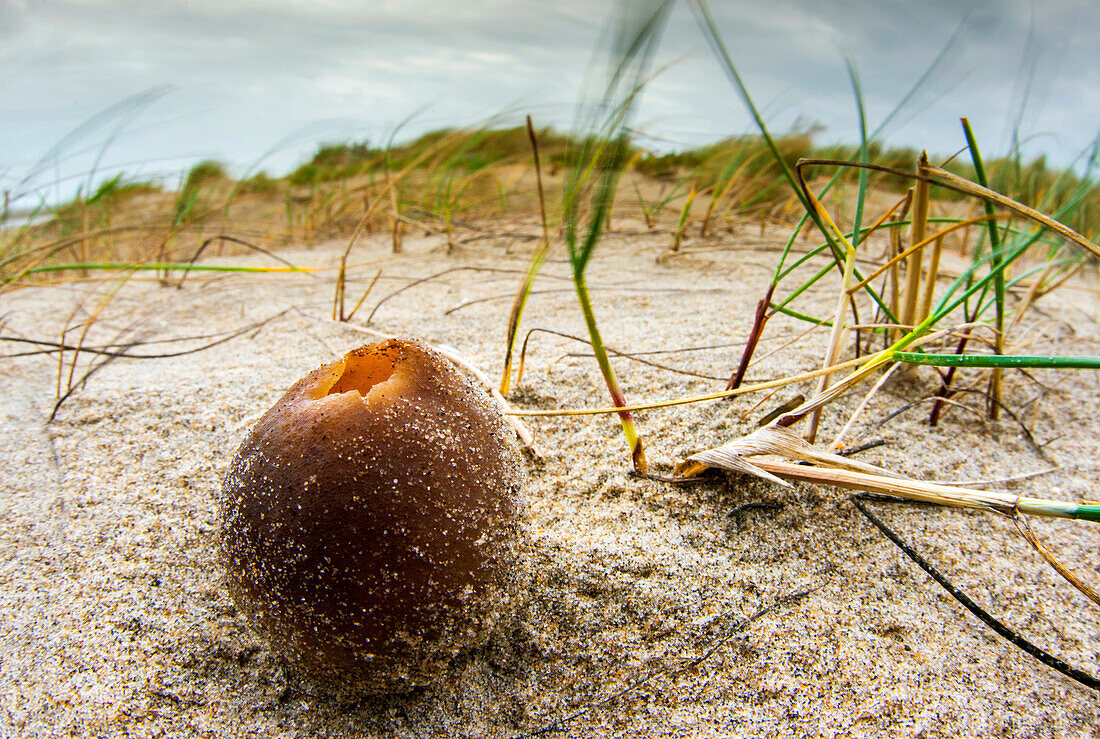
[916,230,945,324]
[677,425,906,482]
[525,326,727,381]
[900,152,930,330]
[770,353,893,429]
[798,157,1100,260]
[804,199,856,442]
[54,274,135,403]
[343,268,383,323]
[508,352,878,417]
[500,115,553,394]
[845,214,1004,296]
[1011,260,1086,328]
[677,417,1098,522]
[2,311,287,360]
[387,177,402,253]
[366,266,527,324]
[746,455,1093,521]
[888,190,912,341]
[51,338,139,421]
[830,361,903,449]
[1011,513,1100,607]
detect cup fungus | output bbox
[218,339,523,691]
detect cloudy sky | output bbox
[3,0,1099,204]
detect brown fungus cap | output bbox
[218,339,523,691]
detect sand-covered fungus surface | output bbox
[219,338,523,690]
[1,230,1099,737]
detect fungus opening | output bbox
[326,352,403,402]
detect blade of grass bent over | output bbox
[500,116,553,394]
[798,158,1100,260]
[558,0,673,474]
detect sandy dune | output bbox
[2,225,1098,737]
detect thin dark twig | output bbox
[930,332,972,426]
[866,391,1047,461]
[525,327,751,357]
[1,311,287,359]
[42,312,286,419]
[520,327,729,381]
[555,350,725,380]
[2,326,241,354]
[366,267,542,323]
[852,495,1099,692]
[444,285,717,316]
[947,387,1049,460]
[727,502,783,517]
[838,439,888,456]
[630,470,712,484]
[50,340,137,420]
[517,588,813,737]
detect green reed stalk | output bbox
[961,118,1005,419]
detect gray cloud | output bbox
[3,0,1098,202]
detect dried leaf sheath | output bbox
[679,426,1100,523]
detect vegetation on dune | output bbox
[4,117,1099,285]
[1,0,1100,701]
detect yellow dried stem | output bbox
[60,275,133,398]
[925,164,1100,260]
[1014,260,1087,325]
[917,232,945,324]
[388,183,402,254]
[889,190,912,342]
[900,151,930,330]
[344,268,383,324]
[847,214,1003,296]
[800,180,860,443]
[1011,513,1100,607]
[959,199,978,258]
[508,353,874,417]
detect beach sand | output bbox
[2,223,1098,737]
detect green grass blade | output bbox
[558,0,673,474]
[961,120,1005,374]
[893,352,1100,370]
[14,262,303,278]
[846,57,870,256]
[690,0,812,220]
[768,303,832,327]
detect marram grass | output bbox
[893,352,1100,370]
